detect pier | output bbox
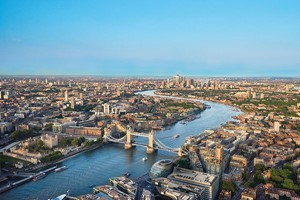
[0,165,57,194]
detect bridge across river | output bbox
[104,126,186,156]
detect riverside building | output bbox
[167,167,219,200]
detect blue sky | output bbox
[0,0,300,76]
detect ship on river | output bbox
[33,173,46,182]
[54,166,68,173]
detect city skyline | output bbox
[0,1,300,197]
[1,0,300,77]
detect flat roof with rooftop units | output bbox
[109,176,137,196]
[167,167,219,200]
[168,167,217,186]
[153,177,205,200]
[93,185,134,200]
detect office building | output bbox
[174,74,180,84]
[0,122,13,134]
[52,121,76,133]
[274,121,280,132]
[103,103,111,115]
[64,90,68,102]
[109,176,137,196]
[216,146,223,162]
[168,167,219,200]
[71,97,75,109]
[153,177,205,200]
[0,90,14,99]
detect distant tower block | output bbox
[274,121,280,132]
[103,103,110,115]
[147,130,156,154]
[216,146,223,162]
[64,90,68,102]
[125,126,132,150]
[71,97,75,109]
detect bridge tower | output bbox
[147,130,156,154]
[124,125,133,150]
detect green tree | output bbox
[71,136,86,146]
[10,129,40,141]
[96,137,103,144]
[71,138,79,146]
[254,164,266,171]
[242,172,250,182]
[283,164,293,171]
[35,140,45,151]
[254,171,265,185]
[40,151,63,163]
[77,136,85,145]
[221,181,237,194]
[281,179,300,191]
[59,137,72,147]
[174,157,190,169]
[44,123,53,131]
[83,140,92,147]
[271,175,284,183]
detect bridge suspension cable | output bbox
[153,136,179,152]
[105,133,126,143]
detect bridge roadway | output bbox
[104,130,180,153]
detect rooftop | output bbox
[168,167,218,186]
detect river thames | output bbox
[0,90,241,200]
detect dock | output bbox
[0,165,57,194]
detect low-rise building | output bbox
[241,188,256,200]
[65,126,102,136]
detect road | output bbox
[231,186,244,200]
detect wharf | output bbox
[0,165,57,194]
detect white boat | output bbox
[49,194,67,200]
[54,166,68,172]
[173,134,180,139]
[142,157,147,161]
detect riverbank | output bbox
[0,143,104,194]
[160,109,204,128]
[153,90,242,112]
[154,90,230,104]
[5,143,104,176]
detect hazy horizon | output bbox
[1,74,300,79]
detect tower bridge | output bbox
[104,126,186,156]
